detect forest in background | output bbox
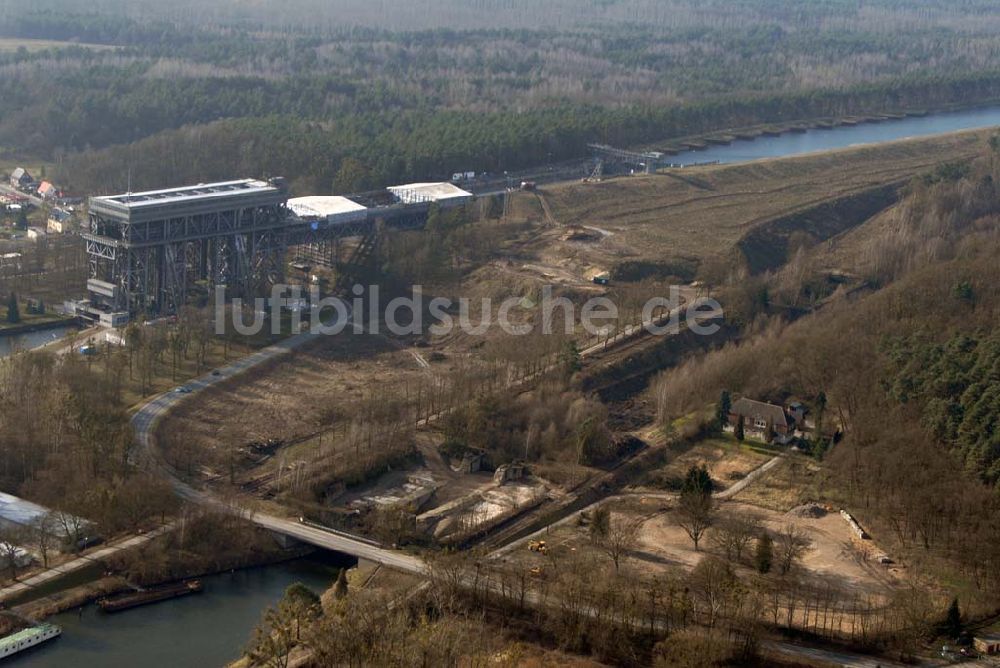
[8,0,1000,33]
[5,2,1000,193]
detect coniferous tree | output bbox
[717,390,732,430]
[589,505,611,541]
[755,533,773,574]
[944,597,962,638]
[560,340,582,376]
[683,464,713,496]
[5,293,19,324]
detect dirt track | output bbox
[156,332,429,472]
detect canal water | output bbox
[667,104,1000,166]
[0,326,74,358]
[10,556,347,668]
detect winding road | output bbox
[129,307,429,573]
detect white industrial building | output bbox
[387,182,473,207]
[287,196,368,225]
[0,491,88,542]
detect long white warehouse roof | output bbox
[93,179,278,210]
[0,491,86,530]
[388,182,473,204]
[288,196,367,220]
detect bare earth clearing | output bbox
[158,332,429,472]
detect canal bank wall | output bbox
[0,316,81,338]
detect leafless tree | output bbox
[710,510,761,563]
[689,556,739,628]
[596,511,642,573]
[28,512,58,568]
[775,524,812,575]
[0,526,26,580]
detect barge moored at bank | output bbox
[98,580,204,613]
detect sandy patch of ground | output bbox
[539,128,987,268]
[642,437,771,491]
[423,480,549,540]
[503,489,898,599]
[635,501,898,593]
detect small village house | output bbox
[47,208,73,234]
[0,543,32,570]
[726,397,794,444]
[0,253,22,270]
[36,181,58,200]
[9,167,33,190]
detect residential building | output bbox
[47,208,73,234]
[0,253,22,270]
[0,543,32,569]
[727,397,793,444]
[9,167,33,190]
[36,181,58,200]
[786,401,807,425]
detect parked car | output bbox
[76,536,104,551]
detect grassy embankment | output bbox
[534,127,989,275]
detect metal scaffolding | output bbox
[83,179,444,316]
[84,179,291,315]
[587,143,667,174]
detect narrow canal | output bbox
[0,326,74,358]
[11,555,350,667]
[667,104,1000,165]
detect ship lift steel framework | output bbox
[83,179,434,316]
[587,143,667,174]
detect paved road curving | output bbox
[129,309,429,573]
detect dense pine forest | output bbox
[5,1,1000,193]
